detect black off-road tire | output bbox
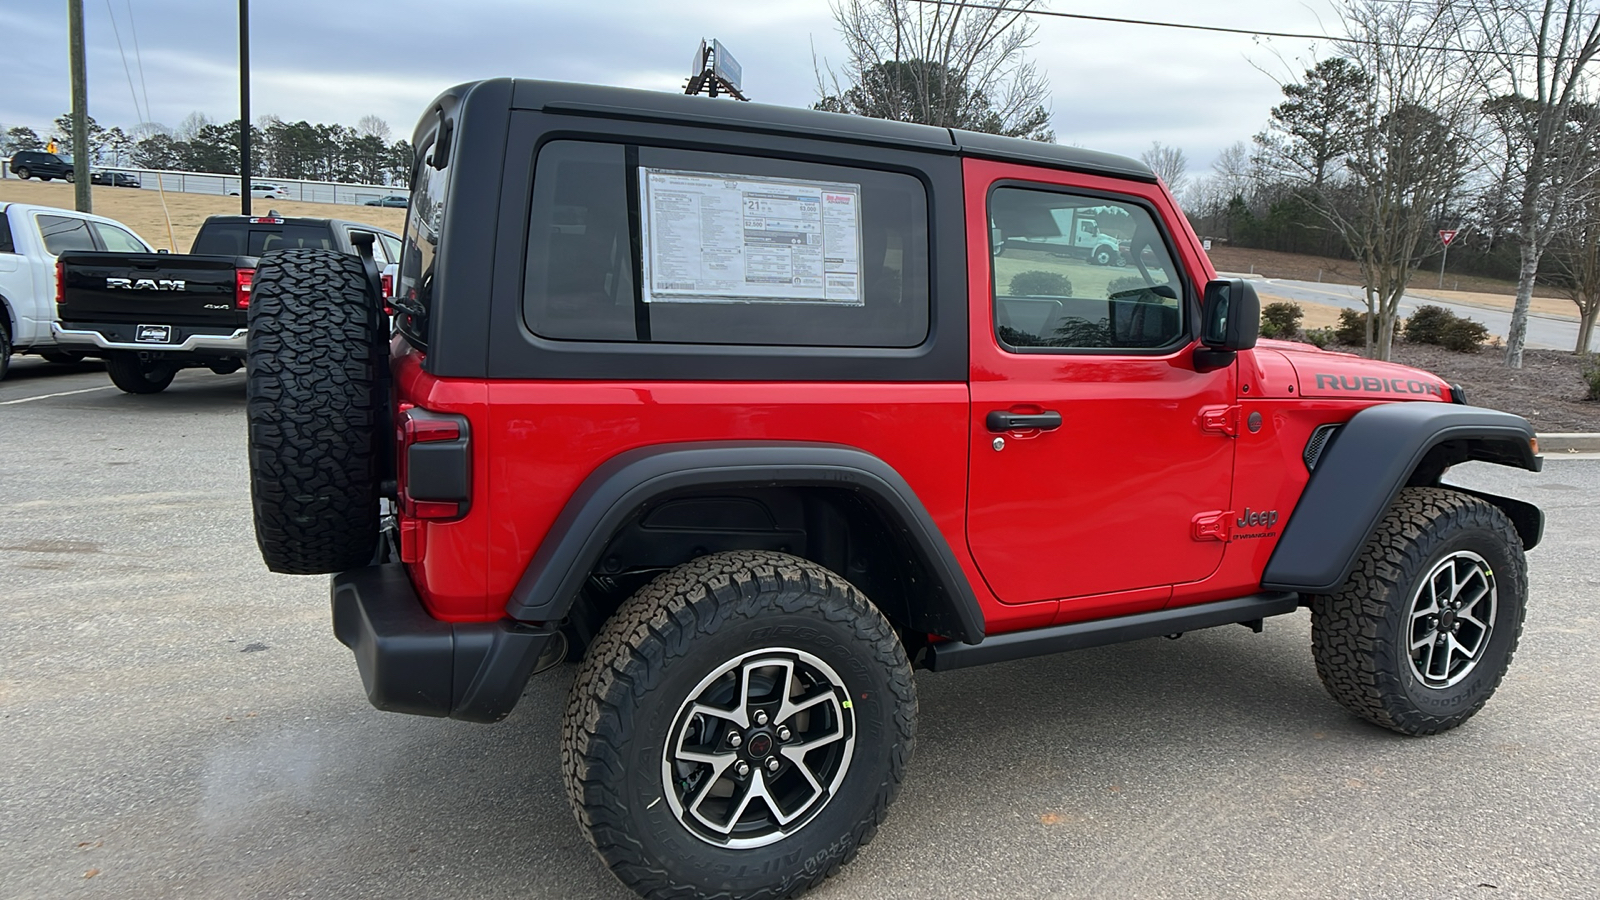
[1311,487,1527,735]
[247,248,384,575]
[105,352,175,393]
[563,550,917,900]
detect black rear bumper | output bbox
[330,563,558,723]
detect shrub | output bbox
[1404,305,1456,344]
[1009,270,1072,296]
[1334,308,1370,345]
[1106,275,1147,296]
[1438,317,1489,353]
[1405,304,1488,353]
[1259,302,1303,339]
[1582,355,1600,401]
[1303,327,1334,349]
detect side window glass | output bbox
[36,214,97,256]
[92,222,147,252]
[0,214,14,253]
[522,140,930,348]
[989,187,1184,351]
[379,234,401,266]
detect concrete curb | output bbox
[1538,433,1600,454]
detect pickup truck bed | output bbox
[54,251,255,393]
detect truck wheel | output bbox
[563,550,916,900]
[1092,246,1113,266]
[0,317,11,381]
[1310,487,1527,736]
[105,353,175,393]
[13,167,29,181]
[247,248,383,575]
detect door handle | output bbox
[986,410,1063,433]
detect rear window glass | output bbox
[191,224,333,256]
[36,215,97,255]
[523,140,929,348]
[0,213,13,253]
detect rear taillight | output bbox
[235,268,254,310]
[396,405,471,521]
[380,272,394,299]
[55,259,65,305]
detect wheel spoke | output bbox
[777,688,836,726]
[685,755,739,828]
[1417,639,1436,678]
[1411,630,1438,652]
[1456,580,1491,615]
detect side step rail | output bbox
[923,591,1300,672]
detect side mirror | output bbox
[1195,278,1259,370]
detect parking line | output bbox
[0,385,117,406]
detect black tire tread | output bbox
[1310,486,1527,735]
[246,248,381,575]
[561,550,917,900]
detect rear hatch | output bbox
[56,251,254,328]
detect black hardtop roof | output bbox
[451,78,1155,183]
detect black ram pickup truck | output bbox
[53,213,401,393]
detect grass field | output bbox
[0,178,406,252]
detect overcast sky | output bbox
[0,1,1343,172]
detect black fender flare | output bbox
[1262,402,1543,594]
[504,441,985,644]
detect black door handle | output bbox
[986,410,1063,433]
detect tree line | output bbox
[1,111,412,188]
[814,0,1600,367]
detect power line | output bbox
[902,0,1544,60]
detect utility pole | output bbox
[239,0,250,215]
[68,0,91,213]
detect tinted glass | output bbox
[191,224,332,256]
[36,214,96,255]
[0,212,14,253]
[990,187,1185,351]
[523,140,930,348]
[92,222,147,252]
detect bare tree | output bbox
[1452,1,1600,367]
[816,0,1053,140]
[1211,140,1255,200]
[1546,183,1600,351]
[1265,2,1474,360]
[1140,141,1189,197]
[357,114,392,145]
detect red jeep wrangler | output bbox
[245,79,1542,900]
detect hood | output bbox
[1270,341,1453,403]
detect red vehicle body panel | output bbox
[390,157,1454,637]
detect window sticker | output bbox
[639,168,863,305]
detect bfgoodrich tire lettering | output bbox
[246,248,383,574]
[562,550,916,900]
[1310,487,1527,735]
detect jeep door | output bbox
[964,158,1235,615]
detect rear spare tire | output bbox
[247,248,384,574]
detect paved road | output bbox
[3,360,1597,900]
[1246,277,1598,353]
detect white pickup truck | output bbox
[0,201,156,380]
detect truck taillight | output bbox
[380,272,394,299]
[396,406,471,521]
[236,268,254,310]
[55,260,65,305]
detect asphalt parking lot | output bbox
[2,357,1597,900]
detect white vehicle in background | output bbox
[229,183,290,199]
[0,201,155,381]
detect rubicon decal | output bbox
[1314,373,1442,396]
